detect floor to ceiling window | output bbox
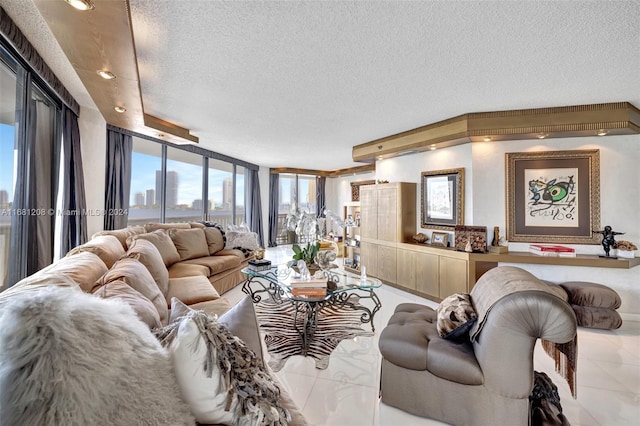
[0,55,17,290]
[0,44,62,289]
[128,137,162,226]
[127,137,252,229]
[276,173,317,244]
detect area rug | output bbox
[255,297,374,372]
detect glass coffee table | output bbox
[241,265,382,356]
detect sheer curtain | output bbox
[267,172,279,247]
[60,106,87,255]
[104,127,132,230]
[246,169,264,246]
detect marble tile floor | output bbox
[221,246,640,426]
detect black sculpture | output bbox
[593,225,624,258]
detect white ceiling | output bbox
[5,0,640,170]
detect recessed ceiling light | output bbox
[596,129,608,136]
[429,145,437,151]
[376,156,383,161]
[114,106,126,113]
[97,70,116,80]
[64,0,95,11]
[537,133,548,139]
[483,136,492,142]
[158,133,165,138]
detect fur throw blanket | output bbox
[155,309,290,425]
[0,286,195,425]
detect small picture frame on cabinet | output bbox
[431,232,449,247]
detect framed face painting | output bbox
[505,149,600,244]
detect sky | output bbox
[129,151,244,208]
[0,124,15,200]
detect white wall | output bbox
[78,106,106,238]
[327,135,640,319]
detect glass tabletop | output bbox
[242,264,381,298]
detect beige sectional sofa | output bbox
[0,222,308,424]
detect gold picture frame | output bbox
[421,168,464,230]
[506,149,601,244]
[431,231,450,247]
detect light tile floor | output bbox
[222,246,640,426]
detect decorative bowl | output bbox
[412,233,428,244]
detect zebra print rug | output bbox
[255,297,374,372]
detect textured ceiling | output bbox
[5,1,640,170]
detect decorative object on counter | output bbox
[506,149,600,244]
[412,233,428,244]
[421,168,465,230]
[616,240,638,259]
[487,227,509,253]
[593,225,624,258]
[253,247,265,260]
[465,240,473,253]
[431,231,449,247]
[315,249,339,271]
[248,258,271,271]
[454,225,487,253]
[376,179,389,184]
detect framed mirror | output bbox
[421,168,464,230]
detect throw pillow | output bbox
[94,279,162,329]
[91,225,145,250]
[144,222,191,232]
[0,286,194,425]
[436,293,478,341]
[202,225,226,255]
[127,229,181,267]
[225,230,259,251]
[169,228,210,261]
[156,305,290,425]
[97,257,169,325]
[126,238,170,296]
[66,234,125,268]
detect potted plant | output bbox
[287,241,321,274]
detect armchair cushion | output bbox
[436,293,477,341]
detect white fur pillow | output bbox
[0,286,194,425]
[224,230,259,251]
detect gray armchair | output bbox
[378,266,577,426]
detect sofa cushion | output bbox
[189,222,206,228]
[97,257,168,324]
[203,226,226,255]
[91,225,145,250]
[16,251,107,293]
[127,230,180,267]
[559,281,621,309]
[168,262,210,278]
[182,253,242,276]
[165,276,219,307]
[126,238,170,296]
[66,235,125,268]
[144,222,191,232]
[159,305,289,425]
[436,293,478,341]
[93,279,162,329]
[571,305,622,329]
[186,298,232,317]
[168,228,209,261]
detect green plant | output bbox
[288,241,320,267]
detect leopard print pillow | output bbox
[436,293,477,341]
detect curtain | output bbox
[34,100,55,270]
[316,176,326,218]
[267,173,279,247]
[104,128,132,230]
[246,169,264,247]
[60,106,87,255]
[9,95,37,285]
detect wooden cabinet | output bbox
[359,182,416,286]
[395,243,472,301]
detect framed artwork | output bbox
[506,149,600,244]
[431,232,449,247]
[350,180,375,201]
[454,225,488,253]
[421,168,464,230]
